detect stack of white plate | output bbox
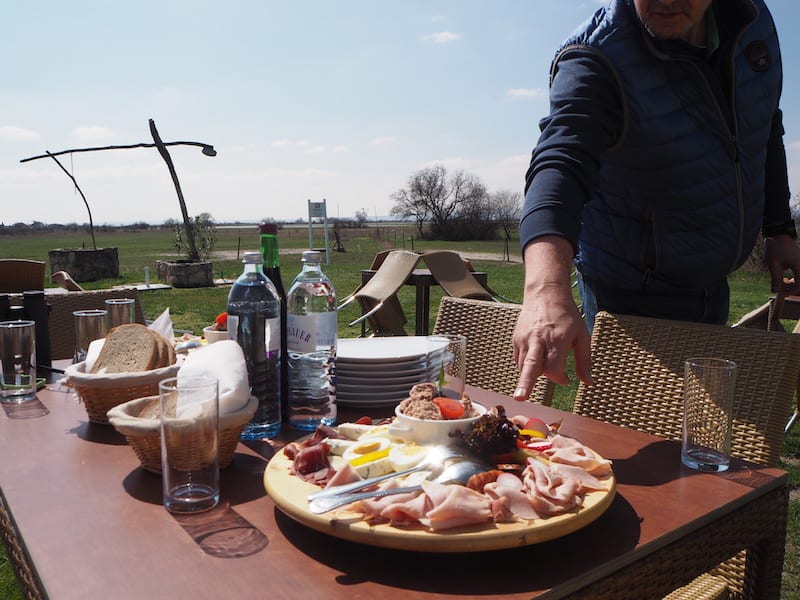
[335,336,447,407]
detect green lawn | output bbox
[1,229,799,597]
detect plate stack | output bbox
[336,337,447,407]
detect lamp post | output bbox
[20,119,216,260]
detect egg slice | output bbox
[388,443,429,472]
[342,437,392,464]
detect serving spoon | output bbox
[307,444,463,502]
[308,459,488,514]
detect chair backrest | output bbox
[575,311,800,467]
[43,289,146,360]
[0,259,46,293]
[432,296,554,405]
[422,250,494,301]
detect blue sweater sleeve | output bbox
[762,108,792,228]
[520,50,623,253]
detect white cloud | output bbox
[296,140,311,147]
[271,139,290,147]
[332,145,349,152]
[71,126,114,142]
[506,88,547,100]
[369,136,396,146]
[0,126,40,140]
[307,145,326,154]
[422,31,462,44]
[788,140,800,152]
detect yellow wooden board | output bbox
[264,449,615,553]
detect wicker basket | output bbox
[106,394,258,474]
[63,359,183,424]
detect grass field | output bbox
[2,227,800,598]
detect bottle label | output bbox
[287,312,336,352]
[225,315,281,354]
[265,316,280,353]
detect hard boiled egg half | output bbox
[388,443,429,471]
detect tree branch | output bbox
[45,151,97,250]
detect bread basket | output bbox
[63,359,183,424]
[106,394,259,473]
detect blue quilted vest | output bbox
[560,0,782,292]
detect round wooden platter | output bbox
[263,450,616,553]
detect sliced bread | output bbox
[91,324,160,374]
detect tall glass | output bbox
[160,375,220,513]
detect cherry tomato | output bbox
[433,397,466,420]
[215,312,228,328]
[355,416,373,425]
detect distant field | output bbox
[0,226,525,335]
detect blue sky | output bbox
[2,0,799,225]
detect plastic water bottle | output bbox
[227,251,282,438]
[286,250,337,430]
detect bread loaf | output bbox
[91,324,175,374]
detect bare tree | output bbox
[390,165,489,239]
[492,189,521,241]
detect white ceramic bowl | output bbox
[202,325,229,344]
[389,401,487,445]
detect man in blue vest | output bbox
[512,0,800,399]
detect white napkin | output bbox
[176,340,250,415]
[148,307,175,341]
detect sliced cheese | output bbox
[353,456,394,478]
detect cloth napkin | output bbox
[177,340,251,416]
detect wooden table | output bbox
[359,268,489,336]
[0,381,788,599]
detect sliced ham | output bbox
[324,463,363,488]
[489,495,516,523]
[419,481,493,531]
[544,435,612,476]
[484,472,540,520]
[292,442,330,476]
[549,462,610,492]
[351,479,422,520]
[522,458,582,516]
[380,493,431,526]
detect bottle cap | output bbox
[259,223,278,235]
[243,251,263,264]
[301,251,321,263]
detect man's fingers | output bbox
[514,339,545,401]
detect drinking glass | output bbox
[105,298,136,330]
[73,309,107,363]
[681,358,737,472]
[0,320,37,403]
[160,375,220,514]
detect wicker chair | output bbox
[339,250,421,336]
[0,259,46,293]
[432,296,554,405]
[575,311,800,599]
[42,288,146,360]
[0,491,44,600]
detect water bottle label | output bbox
[226,315,238,341]
[287,313,336,352]
[265,316,280,353]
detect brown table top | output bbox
[0,379,786,599]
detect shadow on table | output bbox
[607,439,683,487]
[69,420,129,446]
[121,453,271,558]
[274,493,641,595]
